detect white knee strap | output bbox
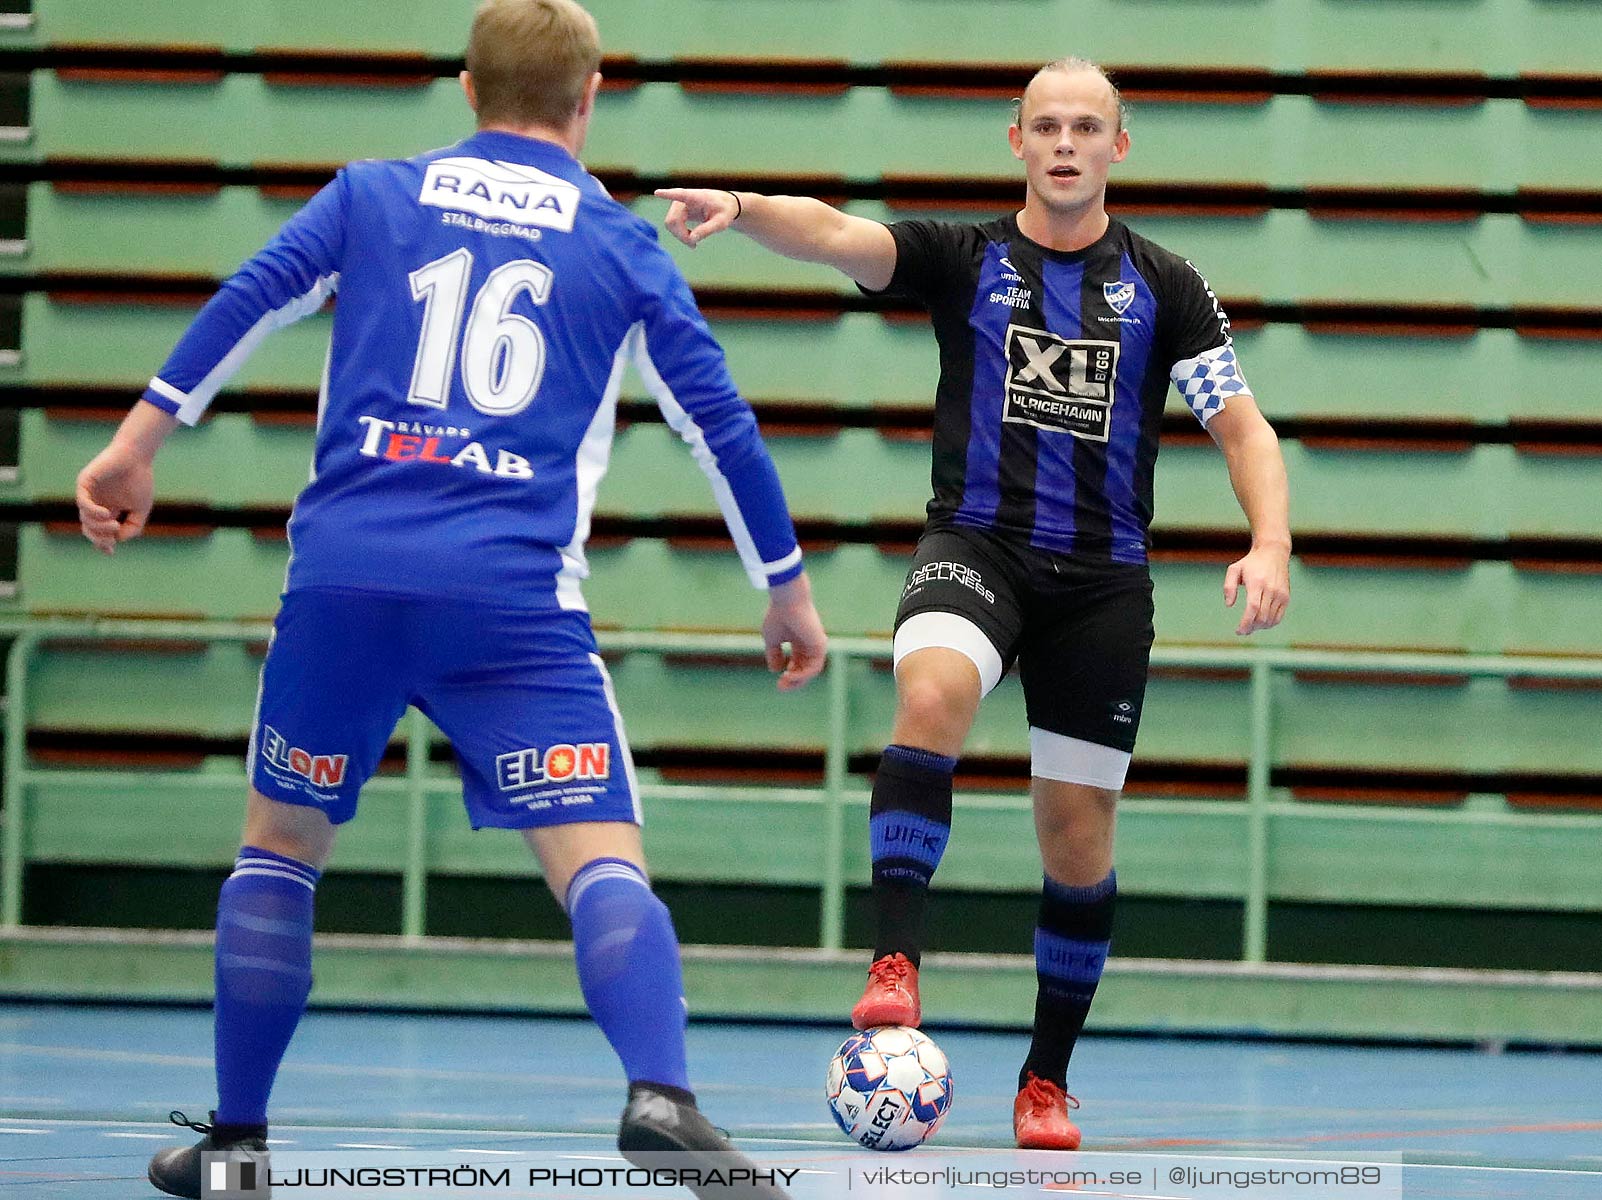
[1030,727,1131,791]
[893,611,1005,696]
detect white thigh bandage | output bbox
[893,611,1005,696]
[1030,727,1132,790]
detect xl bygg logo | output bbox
[259,726,348,788]
[496,743,611,792]
[1003,325,1119,442]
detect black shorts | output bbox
[893,525,1155,753]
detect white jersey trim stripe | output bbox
[161,272,339,426]
[243,629,274,786]
[632,329,768,589]
[589,651,644,827]
[763,546,803,576]
[555,328,631,612]
[146,377,186,407]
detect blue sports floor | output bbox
[0,1003,1598,1198]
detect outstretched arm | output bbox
[1206,395,1291,636]
[655,188,898,292]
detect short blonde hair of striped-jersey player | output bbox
[465,0,602,129]
[1014,57,1130,135]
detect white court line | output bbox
[0,1128,48,1135]
[102,1132,176,1140]
[0,1043,630,1089]
[447,1148,526,1156]
[0,1117,615,1139]
[335,1144,415,1150]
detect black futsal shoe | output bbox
[147,1110,269,1199]
[618,1082,792,1199]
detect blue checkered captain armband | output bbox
[1170,344,1250,426]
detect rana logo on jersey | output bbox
[1103,281,1136,315]
[1003,325,1119,442]
[420,157,580,232]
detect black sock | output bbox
[1020,870,1116,1090]
[869,744,956,967]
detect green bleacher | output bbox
[15,0,1602,74]
[1,0,1600,1040]
[15,184,1602,310]
[14,408,1602,548]
[17,75,1602,191]
[12,302,1602,419]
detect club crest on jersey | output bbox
[1103,280,1136,315]
[420,157,579,232]
[1002,325,1119,442]
[496,743,611,792]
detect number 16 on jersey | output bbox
[408,248,553,417]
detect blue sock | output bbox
[1021,870,1116,1090]
[566,858,690,1092]
[213,846,319,1126]
[869,743,957,965]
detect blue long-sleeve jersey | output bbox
[142,129,803,608]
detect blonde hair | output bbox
[1014,57,1128,134]
[465,0,602,128]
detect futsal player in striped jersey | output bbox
[75,3,821,1196]
[659,58,1291,1149]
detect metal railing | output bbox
[4,614,1602,962]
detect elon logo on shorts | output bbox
[1003,325,1118,442]
[259,726,348,787]
[496,743,611,791]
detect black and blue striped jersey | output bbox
[874,215,1249,566]
[141,130,803,609]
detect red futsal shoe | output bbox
[849,952,921,1030]
[1013,1072,1082,1150]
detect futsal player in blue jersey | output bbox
[74,2,822,1196]
[660,58,1291,1150]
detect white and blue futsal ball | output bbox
[826,1026,954,1150]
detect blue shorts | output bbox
[249,588,640,829]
